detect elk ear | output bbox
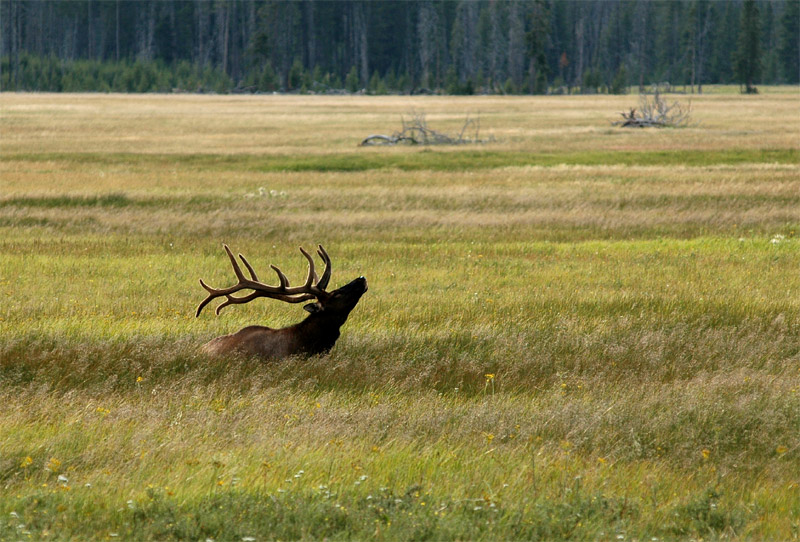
[303,302,323,314]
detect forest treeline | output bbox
[1,0,798,95]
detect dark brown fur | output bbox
[202,276,367,359]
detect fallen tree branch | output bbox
[360,111,494,146]
[613,90,693,128]
[360,134,399,145]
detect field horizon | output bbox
[1,89,799,540]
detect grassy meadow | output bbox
[1,90,799,540]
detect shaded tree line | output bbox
[1,0,798,94]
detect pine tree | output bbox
[345,65,359,93]
[526,0,550,94]
[778,0,799,83]
[734,0,761,93]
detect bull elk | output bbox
[196,244,367,359]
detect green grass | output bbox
[6,147,799,172]
[0,482,756,540]
[1,93,799,540]
[0,193,137,208]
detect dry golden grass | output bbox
[2,91,799,155]
[1,163,797,243]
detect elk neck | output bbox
[292,309,344,354]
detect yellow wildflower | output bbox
[45,457,62,472]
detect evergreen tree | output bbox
[345,65,359,93]
[526,0,550,94]
[450,2,479,87]
[654,1,686,85]
[708,2,739,83]
[778,0,800,83]
[760,3,775,83]
[734,0,761,93]
[684,1,713,93]
[288,58,306,91]
[610,64,628,94]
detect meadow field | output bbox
[1,90,799,540]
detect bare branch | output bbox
[360,111,495,146]
[613,90,693,128]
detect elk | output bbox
[196,244,367,359]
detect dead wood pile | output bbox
[613,90,693,128]
[360,112,493,146]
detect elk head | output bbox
[196,244,367,359]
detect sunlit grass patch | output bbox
[5,147,799,174]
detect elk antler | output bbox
[196,244,332,317]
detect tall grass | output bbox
[1,91,798,540]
